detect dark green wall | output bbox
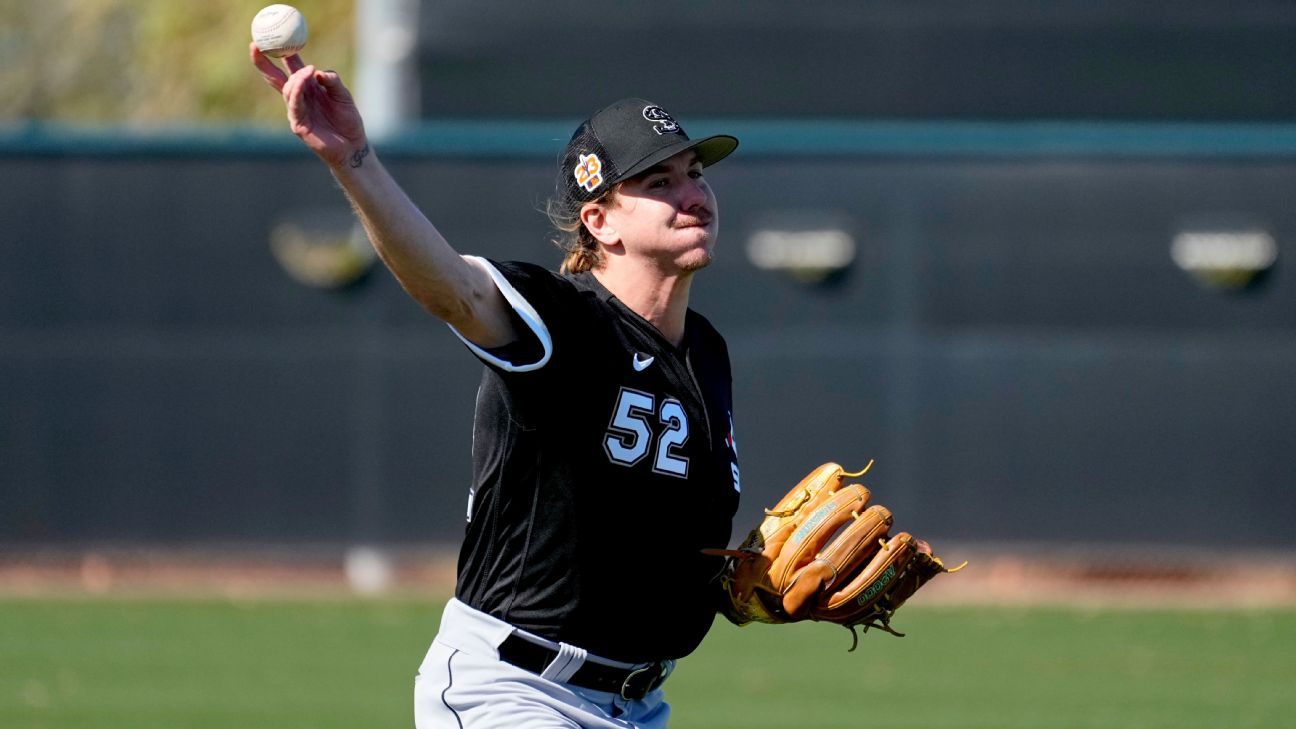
[3,130,1294,548]
[416,0,1296,121]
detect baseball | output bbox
[251,4,308,58]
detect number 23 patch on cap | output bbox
[574,152,604,193]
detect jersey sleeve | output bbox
[446,257,569,373]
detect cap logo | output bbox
[574,152,604,192]
[642,105,681,135]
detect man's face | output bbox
[603,150,719,273]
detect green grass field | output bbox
[2,597,1293,729]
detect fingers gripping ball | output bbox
[252,4,309,58]
[711,461,966,650]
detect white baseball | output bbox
[251,4,308,58]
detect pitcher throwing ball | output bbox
[252,43,742,726]
[251,28,968,726]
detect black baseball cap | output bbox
[559,98,739,204]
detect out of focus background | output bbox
[2,2,1295,728]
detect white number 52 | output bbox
[604,387,690,478]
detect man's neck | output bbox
[592,265,693,347]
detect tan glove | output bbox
[710,462,965,650]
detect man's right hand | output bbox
[250,43,368,170]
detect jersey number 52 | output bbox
[603,387,689,478]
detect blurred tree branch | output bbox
[0,0,355,125]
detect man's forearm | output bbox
[328,143,487,327]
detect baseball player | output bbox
[252,47,741,728]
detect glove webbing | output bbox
[840,547,968,652]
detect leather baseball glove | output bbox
[709,461,965,650]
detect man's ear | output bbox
[580,202,620,246]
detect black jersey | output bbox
[449,258,741,663]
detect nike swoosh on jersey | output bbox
[632,353,655,371]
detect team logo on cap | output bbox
[643,105,681,135]
[574,152,604,192]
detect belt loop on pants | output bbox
[496,631,674,701]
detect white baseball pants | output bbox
[414,599,672,728]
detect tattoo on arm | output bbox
[349,143,370,169]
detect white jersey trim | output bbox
[448,256,554,372]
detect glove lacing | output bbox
[763,461,874,518]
